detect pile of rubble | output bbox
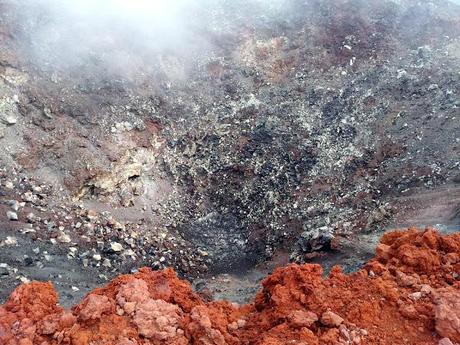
[0,0,459,310]
[1,228,459,344]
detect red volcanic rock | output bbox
[0,228,459,345]
[320,310,344,327]
[78,294,113,321]
[288,310,318,328]
[434,289,460,343]
[116,278,150,315]
[133,299,184,341]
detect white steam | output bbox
[2,0,296,80]
[11,0,198,72]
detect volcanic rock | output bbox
[0,229,458,344]
[6,211,18,221]
[434,289,460,343]
[321,310,344,327]
[110,242,124,253]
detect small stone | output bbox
[26,213,36,223]
[22,191,37,203]
[396,271,418,287]
[71,286,80,292]
[439,338,454,345]
[409,292,422,300]
[0,265,9,276]
[237,319,247,328]
[2,114,17,125]
[57,233,71,243]
[0,267,9,277]
[123,249,136,259]
[4,236,17,245]
[288,310,318,328]
[110,242,123,252]
[6,211,18,221]
[102,258,111,267]
[4,181,14,189]
[107,219,124,230]
[87,210,98,221]
[227,321,238,331]
[7,200,20,211]
[93,254,102,261]
[339,324,350,340]
[321,310,344,327]
[18,276,30,283]
[43,107,53,119]
[351,330,361,344]
[20,227,35,234]
[32,186,42,193]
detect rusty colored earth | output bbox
[1,228,459,345]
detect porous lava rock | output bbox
[0,228,459,344]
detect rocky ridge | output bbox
[1,228,459,344]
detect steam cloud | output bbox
[2,0,293,81]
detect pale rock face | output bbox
[133,298,183,340]
[116,278,150,316]
[434,288,460,343]
[38,315,59,335]
[79,294,113,321]
[189,306,226,345]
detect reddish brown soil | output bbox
[1,228,459,345]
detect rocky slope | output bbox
[0,0,459,306]
[1,228,459,345]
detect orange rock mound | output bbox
[1,228,459,345]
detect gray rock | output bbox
[7,199,20,211]
[6,211,18,221]
[0,266,9,276]
[298,226,334,252]
[26,212,36,223]
[2,114,17,125]
[4,236,17,245]
[110,242,123,252]
[57,232,71,243]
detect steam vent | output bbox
[0,0,459,344]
